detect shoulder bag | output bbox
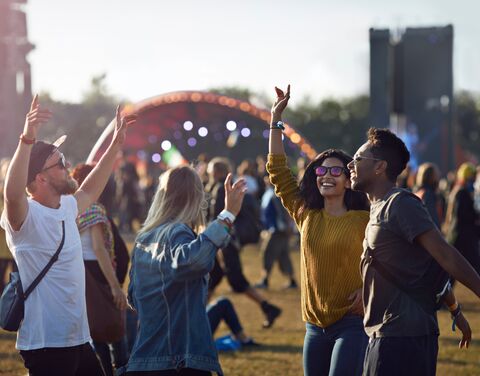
[0,221,65,331]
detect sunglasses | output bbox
[315,166,348,177]
[352,155,383,164]
[42,154,67,172]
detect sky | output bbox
[26,0,480,106]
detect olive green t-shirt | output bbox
[361,188,438,338]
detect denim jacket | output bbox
[125,220,230,374]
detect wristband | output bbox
[20,134,36,145]
[218,209,236,223]
[270,121,285,130]
[450,304,462,332]
[447,302,459,312]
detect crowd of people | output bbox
[0,86,480,376]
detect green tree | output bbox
[455,91,480,160]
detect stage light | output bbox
[262,130,269,139]
[152,153,161,163]
[173,130,182,140]
[226,120,237,131]
[198,127,208,137]
[291,133,301,144]
[161,140,172,151]
[148,135,157,144]
[187,137,197,147]
[241,128,251,137]
[183,121,193,131]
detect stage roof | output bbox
[88,91,317,165]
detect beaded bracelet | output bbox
[450,304,462,331]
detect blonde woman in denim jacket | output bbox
[124,166,246,376]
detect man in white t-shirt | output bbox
[1,95,136,376]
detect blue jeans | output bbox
[207,297,243,335]
[304,315,368,376]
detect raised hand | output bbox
[271,85,291,122]
[224,173,247,216]
[112,105,137,146]
[23,94,52,137]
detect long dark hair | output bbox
[298,149,369,213]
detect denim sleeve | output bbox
[169,221,230,281]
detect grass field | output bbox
[1,243,480,375]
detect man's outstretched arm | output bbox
[417,228,480,298]
[4,95,51,230]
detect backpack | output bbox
[233,193,262,246]
[365,190,451,314]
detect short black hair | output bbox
[367,128,410,182]
[298,148,369,213]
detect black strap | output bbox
[366,249,412,296]
[22,221,65,300]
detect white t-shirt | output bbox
[1,195,91,350]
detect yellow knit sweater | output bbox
[267,154,369,328]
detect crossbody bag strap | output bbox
[364,225,416,297]
[367,249,411,296]
[22,220,65,300]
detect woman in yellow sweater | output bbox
[267,85,369,376]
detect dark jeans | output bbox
[209,242,250,293]
[303,315,368,376]
[20,342,104,376]
[93,337,129,376]
[126,369,211,375]
[363,335,439,376]
[207,297,243,336]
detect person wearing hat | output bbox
[1,95,136,376]
[445,162,480,274]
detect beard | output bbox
[50,176,78,195]
[350,178,367,193]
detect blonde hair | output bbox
[139,165,206,236]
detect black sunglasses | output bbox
[42,154,67,172]
[315,166,348,177]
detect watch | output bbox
[217,209,236,225]
[271,121,285,130]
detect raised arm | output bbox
[4,95,52,230]
[269,85,290,155]
[267,85,306,225]
[74,106,137,214]
[170,174,247,281]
